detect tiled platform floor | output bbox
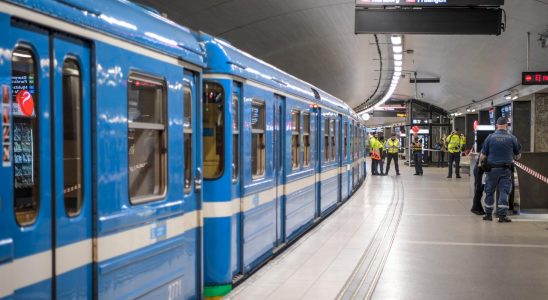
[226,161,548,300]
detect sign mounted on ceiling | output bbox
[356,0,504,6]
[522,71,548,85]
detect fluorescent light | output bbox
[512,95,518,100]
[472,109,476,112]
[394,71,401,77]
[391,36,402,45]
[393,45,402,53]
[394,60,402,67]
[394,54,403,61]
[504,94,511,100]
[395,66,402,72]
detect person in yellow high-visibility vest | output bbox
[459,133,466,152]
[384,133,400,175]
[445,128,463,178]
[369,134,381,175]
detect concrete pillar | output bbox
[533,93,548,152]
[512,100,532,152]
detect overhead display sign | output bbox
[355,8,503,35]
[522,71,548,85]
[356,0,504,7]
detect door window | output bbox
[203,82,224,179]
[12,47,39,226]
[251,101,265,178]
[184,85,193,193]
[303,113,310,167]
[232,93,239,182]
[291,110,300,169]
[127,74,167,203]
[62,58,84,216]
[324,118,330,162]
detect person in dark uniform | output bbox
[470,157,486,215]
[480,117,522,223]
[412,136,423,176]
[378,134,386,175]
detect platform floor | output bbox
[225,161,548,300]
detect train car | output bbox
[198,35,366,299]
[0,0,204,299]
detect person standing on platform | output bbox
[470,157,486,215]
[378,134,386,175]
[446,129,463,178]
[412,136,423,176]
[437,134,447,168]
[385,133,400,175]
[480,117,522,223]
[369,134,380,175]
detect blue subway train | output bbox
[0,0,366,299]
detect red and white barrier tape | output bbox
[514,161,548,184]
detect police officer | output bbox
[446,128,464,178]
[385,133,400,175]
[412,136,423,176]
[480,117,521,223]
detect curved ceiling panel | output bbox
[135,0,548,112]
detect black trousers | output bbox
[386,153,399,174]
[379,157,385,175]
[413,151,423,174]
[448,152,461,177]
[472,164,485,212]
[371,159,378,174]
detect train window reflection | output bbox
[343,122,348,160]
[127,74,166,203]
[62,58,84,216]
[12,47,39,226]
[203,82,224,179]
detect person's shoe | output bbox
[498,216,512,223]
[456,175,462,178]
[447,175,452,178]
[471,209,486,215]
[483,215,493,221]
[396,173,400,176]
[413,173,420,175]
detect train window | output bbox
[62,59,84,217]
[184,85,193,193]
[251,101,265,178]
[12,47,39,226]
[203,82,224,179]
[303,113,310,167]
[343,122,348,160]
[291,110,300,169]
[330,119,336,161]
[324,118,330,162]
[127,74,166,203]
[232,93,239,182]
[278,106,283,172]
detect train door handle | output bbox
[195,167,203,191]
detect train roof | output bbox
[4,0,205,67]
[199,33,350,113]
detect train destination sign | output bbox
[356,0,504,6]
[522,72,548,85]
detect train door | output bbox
[314,107,322,218]
[0,20,92,298]
[338,115,343,203]
[273,94,285,246]
[52,34,93,299]
[183,70,202,292]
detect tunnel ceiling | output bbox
[135,0,548,112]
